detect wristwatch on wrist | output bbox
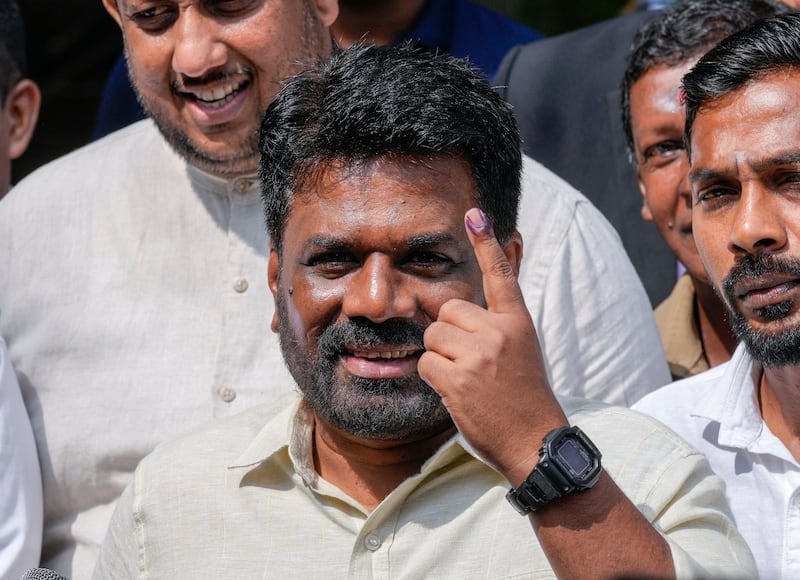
[506,425,602,515]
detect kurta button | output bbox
[233,277,249,293]
[364,534,381,551]
[236,178,254,192]
[217,386,237,403]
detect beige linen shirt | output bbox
[0,120,668,578]
[95,394,755,579]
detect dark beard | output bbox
[722,254,800,367]
[277,292,451,439]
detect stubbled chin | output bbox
[163,124,259,176]
[143,96,261,176]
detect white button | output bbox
[233,277,249,293]
[235,178,255,193]
[217,386,237,403]
[364,534,381,551]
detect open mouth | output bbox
[180,78,249,108]
[351,349,421,360]
[342,346,424,380]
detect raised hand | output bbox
[418,208,568,486]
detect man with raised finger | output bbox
[95,43,752,579]
[1,0,668,576]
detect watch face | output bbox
[555,438,593,478]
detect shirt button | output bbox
[235,178,255,193]
[364,534,381,551]
[217,386,237,403]
[233,277,249,293]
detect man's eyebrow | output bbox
[750,151,800,173]
[406,232,456,248]
[690,151,800,185]
[303,237,351,251]
[689,167,725,185]
[302,232,457,251]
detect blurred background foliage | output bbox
[478,0,636,36]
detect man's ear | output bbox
[501,231,523,277]
[637,168,654,223]
[5,79,40,161]
[268,246,280,333]
[313,0,340,28]
[102,0,123,28]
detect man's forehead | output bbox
[290,155,478,207]
[281,156,478,250]
[297,154,475,185]
[690,73,800,163]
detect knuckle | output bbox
[482,326,507,349]
[437,298,469,321]
[487,251,515,281]
[452,374,472,393]
[422,324,439,349]
[416,351,433,379]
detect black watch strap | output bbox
[506,425,602,515]
[506,467,561,515]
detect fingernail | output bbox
[465,208,491,235]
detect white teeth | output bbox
[355,350,416,359]
[193,81,244,105]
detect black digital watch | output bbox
[506,425,602,515]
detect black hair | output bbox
[0,0,26,103]
[259,41,522,252]
[621,0,789,159]
[684,12,800,155]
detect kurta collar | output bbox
[185,160,260,200]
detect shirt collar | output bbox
[229,394,300,469]
[229,393,484,484]
[695,344,800,464]
[655,274,708,378]
[694,343,767,450]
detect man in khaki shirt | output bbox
[95,43,754,579]
[620,0,792,380]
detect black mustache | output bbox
[316,318,426,357]
[723,254,800,301]
[171,67,252,92]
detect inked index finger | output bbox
[464,207,525,314]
